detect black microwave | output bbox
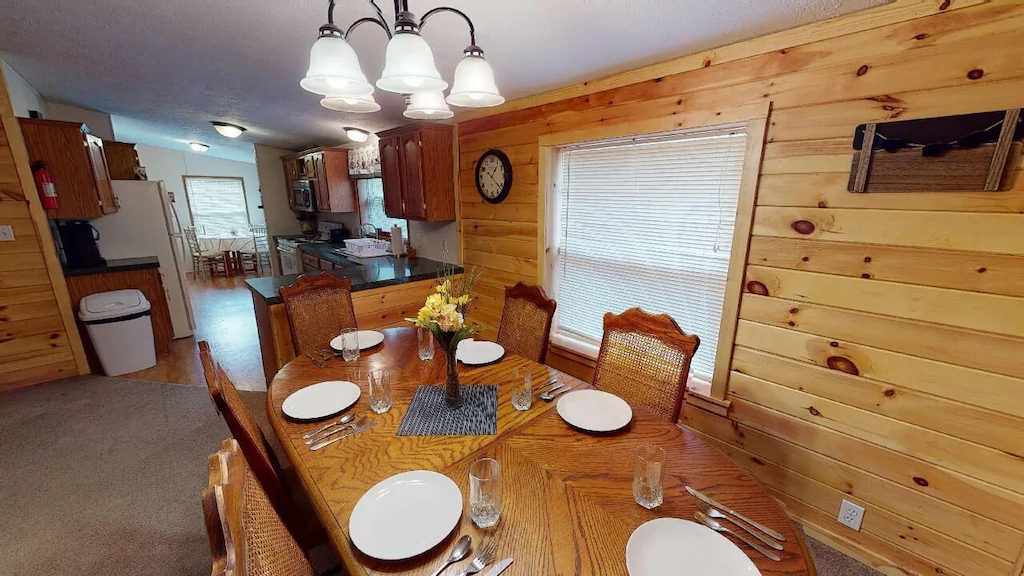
[292,180,316,212]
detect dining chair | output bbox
[184,225,225,279]
[202,438,316,576]
[592,308,700,423]
[280,273,357,355]
[496,282,557,363]
[240,224,272,276]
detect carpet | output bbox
[0,376,880,576]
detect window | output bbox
[548,127,747,384]
[357,178,407,238]
[184,177,250,236]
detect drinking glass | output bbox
[633,445,666,509]
[470,458,502,528]
[510,366,532,411]
[341,328,359,362]
[417,327,435,361]
[368,369,392,414]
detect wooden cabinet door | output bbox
[321,150,356,213]
[400,131,426,220]
[379,136,405,218]
[311,152,330,212]
[86,135,116,214]
[18,119,104,219]
[102,140,139,180]
[283,159,297,209]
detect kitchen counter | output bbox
[63,255,160,277]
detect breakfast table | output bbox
[197,233,254,276]
[266,327,814,576]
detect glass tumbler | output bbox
[341,328,359,362]
[470,458,502,528]
[510,366,532,411]
[417,327,435,361]
[633,445,666,509]
[368,369,392,414]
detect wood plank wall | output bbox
[454,2,1024,574]
[0,69,88,390]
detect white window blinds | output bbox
[551,128,747,382]
[184,177,250,236]
[358,178,408,238]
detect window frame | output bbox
[356,177,408,241]
[537,105,769,412]
[182,175,251,235]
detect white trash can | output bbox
[78,289,157,376]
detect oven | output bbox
[277,239,302,275]
[292,180,316,212]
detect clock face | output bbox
[475,150,512,204]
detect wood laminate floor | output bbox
[124,275,267,391]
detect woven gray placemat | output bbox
[396,385,498,436]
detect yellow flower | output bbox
[435,280,452,294]
[436,303,463,331]
[424,293,444,310]
[457,294,470,305]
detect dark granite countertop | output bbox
[246,243,461,305]
[63,256,161,277]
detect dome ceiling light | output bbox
[301,0,503,114]
[189,142,210,153]
[345,127,370,142]
[211,122,247,139]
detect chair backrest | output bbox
[280,273,357,354]
[184,226,202,254]
[203,439,315,576]
[592,308,700,423]
[496,282,557,363]
[249,224,269,252]
[198,341,297,541]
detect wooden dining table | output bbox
[266,327,814,575]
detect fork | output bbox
[540,384,573,401]
[305,416,367,445]
[455,537,497,576]
[695,500,783,551]
[303,352,325,368]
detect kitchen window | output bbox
[183,176,250,236]
[358,178,407,239]
[546,126,748,386]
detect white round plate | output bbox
[329,330,385,351]
[556,389,633,432]
[626,518,762,576]
[282,380,360,420]
[455,340,505,365]
[349,470,463,561]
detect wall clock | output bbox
[475,149,513,204]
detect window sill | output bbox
[685,387,731,417]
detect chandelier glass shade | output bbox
[300,31,374,97]
[404,91,453,119]
[320,93,382,113]
[376,31,447,94]
[446,50,504,108]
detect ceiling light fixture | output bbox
[211,122,247,138]
[345,127,370,142]
[404,91,453,120]
[189,142,210,153]
[301,1,503,113]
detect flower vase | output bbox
[444,347,461,407]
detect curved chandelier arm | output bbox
[419,7,476,46]
[346,16,393,39]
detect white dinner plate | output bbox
[282,380,360,420]
[455,340,505,365]
[626,518,762,576]
[329,330,386,351]
[349,470,463,560]
[556,389,633,432]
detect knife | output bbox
[309,422,377,451]
[686,486,786,542]
[482,558,513,576]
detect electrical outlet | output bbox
[838,499,865,531]
[0,224,14,242]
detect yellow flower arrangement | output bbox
[405,252,480,350]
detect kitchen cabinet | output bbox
[102,140,141,180]
[282,148,356,213]
[377,123,454,222]
[300,252,320,273]
[19,118,116,219]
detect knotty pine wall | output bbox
[0,68,87,390]
[455,2,1024,575]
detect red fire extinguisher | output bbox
[32,162,59,211]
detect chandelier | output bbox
[300,0,504,119]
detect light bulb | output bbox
[404,77,423,88]
[469,93,483,100]
[326,77,349,89]
[343,97,359,105]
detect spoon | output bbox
[429,534,472,576]
[695,511,780,561]
[302,413,356,440]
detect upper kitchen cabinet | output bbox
[378,123,454,222]
[282,148,356,213]
[19,118,116,219]
[102,140,141,180]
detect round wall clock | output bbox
[475,149,513,204]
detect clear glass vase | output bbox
[444,347,461,407]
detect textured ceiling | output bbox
[0,0,885,161]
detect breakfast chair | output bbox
[280,273,357,355]
[240,224,272,276]
[202,438,316,576]
[496,282,557,363]
[592,308,700,423]
[184,225,225,279]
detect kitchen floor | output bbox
[124,275,267,391]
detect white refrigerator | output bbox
[91,180,196,338]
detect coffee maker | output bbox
[56,220,106,269]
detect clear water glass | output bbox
[510,366,532,411]
[417,327,435,361]
[633,445,666,509]
[368,369,392,414]
[341,328,359,362]
[470,458,502,528]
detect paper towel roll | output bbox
[390,226,405,256]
